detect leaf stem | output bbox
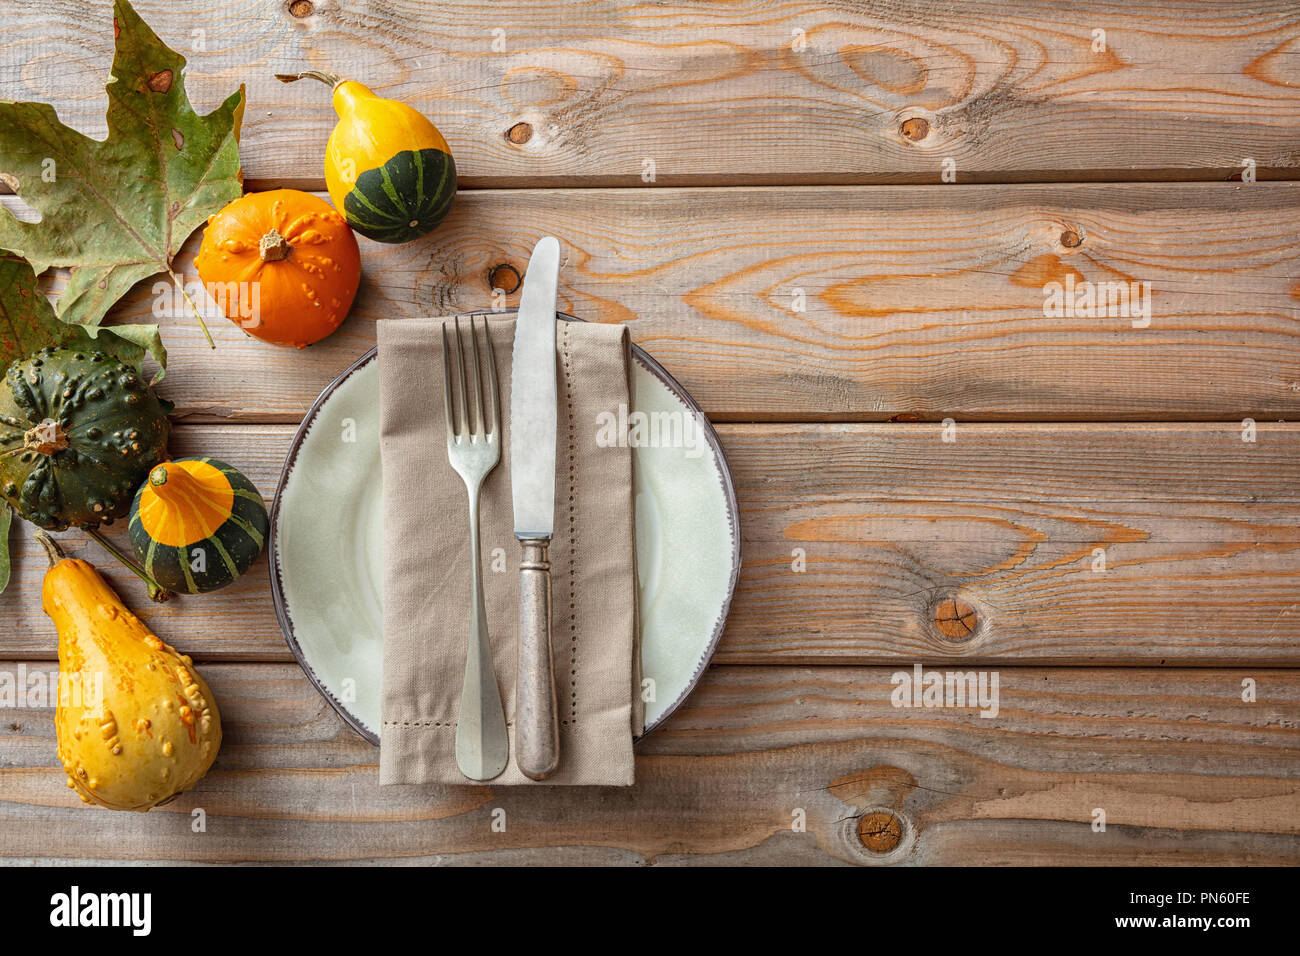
[170,269,215,349]
[84,527,173,603]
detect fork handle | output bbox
[455,487,509,782]
[517,537,559,780]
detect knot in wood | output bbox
[900,117,930,141]
[488,262,522,294]
[506,122,534,145]
[858,811,902,852]
[933,597,978,641]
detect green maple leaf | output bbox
[0,252,165,376]
[0,0,244,347]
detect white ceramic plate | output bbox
[269,312,740,744]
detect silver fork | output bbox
[442,315,509,781]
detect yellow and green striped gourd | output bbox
[276,70,457,244]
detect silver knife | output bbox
[509,235,561,780]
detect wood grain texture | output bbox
[0,663,1294,864]
[2,0,1297,868]
[9,181,1300,423]
[2,421,1297,665]
[728,421,1300,665]
[2,0,1298,188]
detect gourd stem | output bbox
[259,229,292,262]
[274,70,345,90]
[84,528,172,604]
[149,463,200,503]
[33,529,64,569]
[24,419,70,456]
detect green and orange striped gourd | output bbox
[128,458,268,594]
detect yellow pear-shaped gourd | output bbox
[38,531,222,811]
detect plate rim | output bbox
[267,310,742,746]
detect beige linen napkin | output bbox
[377,315,643,785]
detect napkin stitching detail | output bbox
[382,720,517,728]
[562,321,578,726]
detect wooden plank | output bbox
[9,181,1300,423]
[0,663,1295,864]
[727,421,1300,665]
[2,421,1298,665]
[3,1,1298,188]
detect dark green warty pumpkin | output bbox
[0,348,171,531]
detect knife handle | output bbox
[517,538,559,780]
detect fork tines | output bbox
[441,315,499,443]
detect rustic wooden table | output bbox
[1,0,1298,865]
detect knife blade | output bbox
[510,235,560,539]
[509,235,561,780]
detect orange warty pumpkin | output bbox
[194,189,362,348]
